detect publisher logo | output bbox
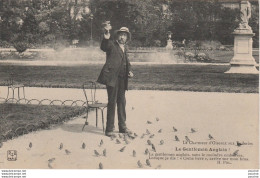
[7,150,17,161]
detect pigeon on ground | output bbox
[175,136,180,141]
[156,117,159,122]
[0,142,3,148]
[29,142,32,149]
[48,158,55,163]
[99,162,103,169]
[99,139,104,147]
[232,150,239,156]
[146,129,150,135]
[65,149,71,155]
[132,107,135,110]
[185,136,191,142]
[236,141,243,147]
[94,150,100,156]
[159,140,164,145]
[137,160,143,168]
[151,144,156,152]
[119,134,123,139]
[146,159,151,167]
[147,121,152,124]
[134,133,138,137]
[82,142,86,149]
[103,149,106,157]
[48,163,53,169]
[140,134,145,139]
[59,143,63,150]
[119,146,126,152]
[173,127,178,132]
[158,129,162,133]
[116,139,121,144]
[133,150,136,157]
[190,128,196,133]
[208,134,214,140]
[145,148,149,155]
[149,134,155,138]
[147,140,152,145]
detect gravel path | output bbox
[0,87,258,169]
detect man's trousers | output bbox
[105,77,127,133]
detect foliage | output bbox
[13,42,29,53]
[0,0,258,47]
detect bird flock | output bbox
[0,116,244,169]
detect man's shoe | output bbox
[105,131,116,137]
[119,128,132,134]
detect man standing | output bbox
[97,23,134,137]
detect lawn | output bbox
[0,64,258,93]
[0,103,85,141]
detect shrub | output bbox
[13,42,29,53]
[0,41,11,48]
[53,40,69,52]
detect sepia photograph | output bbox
[0,0,259,175]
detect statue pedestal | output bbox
[225,31,258,74]
[166,40,173,50]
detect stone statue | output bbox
[238,0,252,31]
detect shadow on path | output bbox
[60,123,104,136]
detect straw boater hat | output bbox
[114,27,131,42]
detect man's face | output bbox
[117,32,128,44]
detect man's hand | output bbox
[128,71,134,78]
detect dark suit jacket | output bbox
[97,38,131,90]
